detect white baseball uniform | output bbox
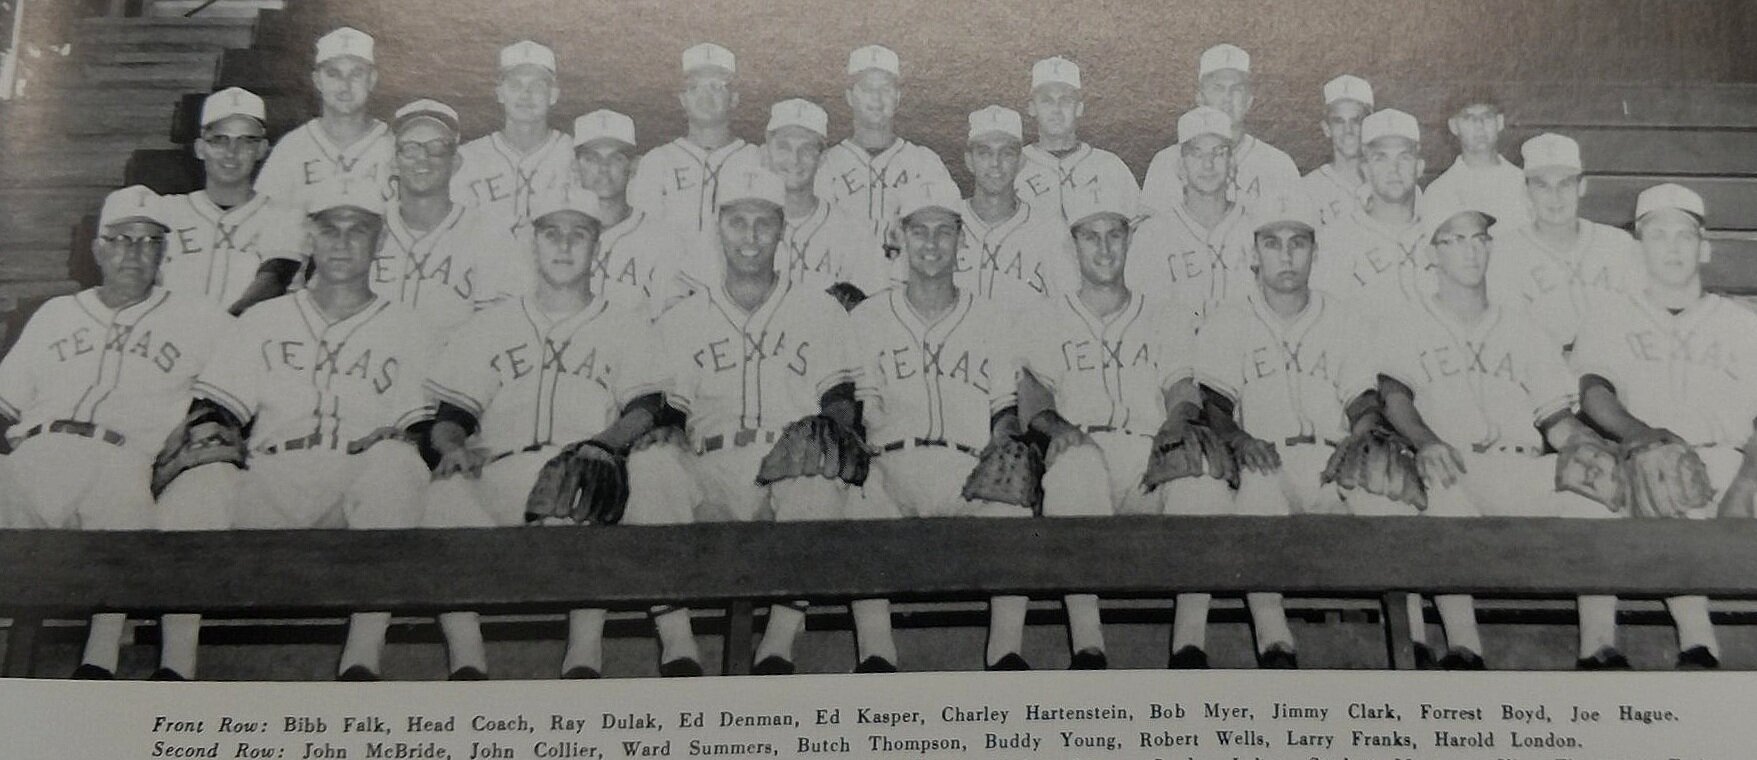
[154,191,308,309]
[814,138,955,238]
[780,199,892,295]
[1487,221,1641,347]
[1141,133,1300,215]
[158,291,435,530]
[627,137,762,235]
[1420,155,1532,230]
[451,130,578,236]
[1300,164,1365,229]
[423,297,667,526]
[1311,202,1431,311]
[372,203,494,333]
[1127,201,1255,319]
[592,207,693,313]
[955,199,1075,307]
[0,288,226,529]
[254,119,396,209]
[1014,143,1140,225]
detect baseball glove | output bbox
[1554,436,1629,513]
[1322,428,1427,511]
[151,412,246,498]
[961,434,1046,514]
[754,414,872,486]
[1141,423,1236,493]
[1622,437,1715,519]
[524,440,629,525]
[825,282,868,312]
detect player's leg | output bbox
[628,444,719,675]
[1152,473,1236,667]
[154,459,247,679]
[1662,447,1743,668]
[422,452,531,679]
[755,456,849,673]
[69,445,157,677]
[336,442,429,679]
[1044,439,1117,668]
[844,453,920,672]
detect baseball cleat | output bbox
[1439,647,1487,670]
[985,653,1031,671]
[70,663,115,680]
[853,656,898,674]
[561,665,602,680]
[1257,643,1299,669]
[1167,645,1209,669]
[1068,648,1109,670]
[337,665,380,682]
[1575,647,1631,670]
[1413,643,1437,670]
[149,667,189,681]
[659,657,704,677]
[751,656,796,676]
[1676,645,1720,670]
[448,667,488,681]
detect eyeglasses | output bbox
[396,139,457,160]
[99,234,167,253]
[1181,145,1232,164]
[201,134,266,152]
[1434,232,1493,248]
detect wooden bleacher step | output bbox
[73,16,257,51]
[146,0,286,18]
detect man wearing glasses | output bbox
[156,87,307,317]
[254,27,395,208]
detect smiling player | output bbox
[254,27,394,208]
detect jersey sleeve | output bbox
[848,302,888,420]
[656,300,703,416]
[607,309,669,408]
[804,293,860,398]
[389,321,440,430]
[1565,293,1629,388]
[1015,300,1069,394]
[422,314,503,419]
[1513,307,1576,423]
[625,148,666,214]
[251,132,303,202]
[1139,146,1181,215]
[915,145,955,188]
[1100,151,1142,198]
[1188,309,1241,401]
[0,301,57,422]
[191,314,265,422]
[1361,302,1422,396]
[257,203,310,263]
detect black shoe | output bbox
[337,665,380,682]
[1677,645,1720,670]
[659,658,704,677]
[1439,648,1487,670]
[448,666,487,681]
[854,656,898,674]
[561,665,602,680]
[1069,648,1108,670]
[1257,643,1299,670]
[985,653,1031,671]
[70,663,114,680]
[1167,645,1209,669]
[1413,643,1437,670]
[149,667,188,681]
[751,656,795,676]
[1575,647,1631,670]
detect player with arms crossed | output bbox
[423,186,672,680]
[1311,109,1430,307]
[255,27,394,208]
[761,98,890,301]
[1571,184,1757,670]
[0,187,228,679]
[955,106,1075,308]
[1420,91,1529,229]
[451,41,577,237]
[1130,107,1254,320]
[153,179,437,681]
[1299,75,1373,228]
[627,43,761,236]
[1014,56,1139,224]
[570,109,690,313]
[157,87,305,316]
[815,45,955,238]
[1141,44,1298,215]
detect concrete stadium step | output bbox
[0,249,74,284]
[0,189,104,248]
[74,16,258,51]
[147,0,286,18]
[1582,175,1757,229]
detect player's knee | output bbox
[422,477,496,529]
[1042,445,1114,516]
[1233,471,1293,516]
[1157,476,1235,516]
[769,476,847,522]
[625,445,700,526]
[155,462,243,531]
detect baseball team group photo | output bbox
[1,0,1755,682]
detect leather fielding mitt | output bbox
[151,411,246,498]
[825,282,868,312]
[1555,436,1629,513]
[1622,436,1715,519]
[754,414,872,486]
[961,434,1047,514]
[525,440,629,525]
[1322,428,1427,511]
[1142,422,1236,493]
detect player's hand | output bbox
[1228,434,1281,474]
[1044,427,1095,469]
[1416,442,1467,489]
[630,426,687,452]
[434,446,490,480]
[1624,426,1684,450]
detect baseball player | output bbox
[569,109,691,314]
[254,27,395,209]
[814,45,955,238]
[1420,91,1531,228]
[1311,108,1430,309]
[423,187,671,680]
[625,43,762,236]
[1129,107,1254,321]
[451,41,578,237]
[1489,133,1641,348]
[630,167,862,676]
[1014,56,1140,224]
[759,98,891,298]
[156,87,306,316]
[1141,44,1299,215]
[955,106,1076,308]
[0,186,228,679]
[153,178,437,682]
[1299,75,1374,228]
[1572,184,1757,670]
[1370,201,1616,670]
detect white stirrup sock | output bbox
[437,612,486,674]
[850,598,897,663]
[561,608,607,675]
[81,613,127,671]
[987,595,1029,664]
[1171,593,1212,652]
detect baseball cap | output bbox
[1322,74,1373,108]
[306,177,385,217]
[967,105,1023,142]
[99,185,170,229]
[1445,86,1501,118]
[682,43,735,75]
[1198,43,1249,78]
[1361,108,1420,145]
[894,181,962,221]
[573,109,636,149]
[1421,199,1497,245]
[766,98,828,138]
[1032,56,1081,90]
[1176,106,1233,143]
[1249,191,1321,234]
[1065,183,1140,230]
[530,186,602,225]
[717,167,786,209]
[499,40,556,74]
[314,27,373,66]
[200,87,266,128]
[1521,133,1582,174]
[847,44,900,77]
[393,98,460,135]
[1634,183,1706,223]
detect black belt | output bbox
[700,429,781,453]
[260,432,324,456]
[1081,425,1152,438]
[485,443,550,465]
[10,420,126,448]
[1473,442,1538,456]
[877,437,979,457]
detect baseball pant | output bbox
[0,434,154,530]
[1235,443,1346,516]
[424,449,554,528]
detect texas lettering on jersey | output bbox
[1013,143,1140,223]
[815,138,955,237]
[451,130,577,234]
[253,120,396,207]
[157,192,307,306]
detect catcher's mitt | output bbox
[1322,428,1427,511]
[1142,423,1236,493]
[825,282,868,312]
[961,434,1046,514]
[524,440,629,525]
[754,415,871,486]
[151,413,246,498]
[1554,436,1629,513]
[1622,437,1714,519]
